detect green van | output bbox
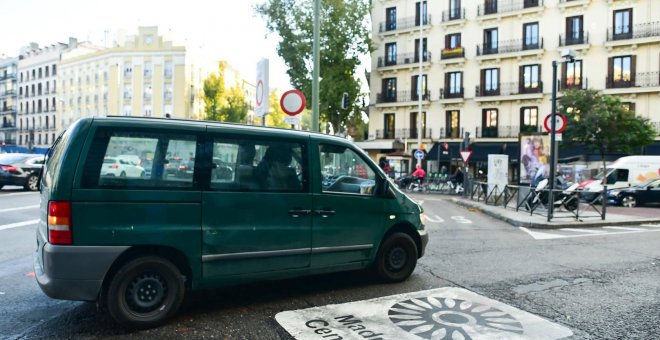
[34,117,428,328]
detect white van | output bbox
[580,156,660,198]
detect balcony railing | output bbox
[0,74,17,81]
[476,125,542,138]
[607,22,660,41]
[478,0,543,16]
[0,90,16,98]
[377,52,432,68]
[376,90,431,104]
[559,31,589,46]
[0,122,17,129]
[1,139,17,145]
[558,77,589,91]
[378,15,432,33]
[442,8,465,22]
[439,88,464,99]
[606,72,660,89]
[441,47,465,59]
[375,128,433,139]
[0,106,17,114]
[652,122,660,136]
[475,81,544,97]
[477,38,544,56]
[441,127,465,139]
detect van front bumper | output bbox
[418,228,429,257]
[34,244,129,301]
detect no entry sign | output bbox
[280,90,306,116]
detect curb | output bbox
[450,198,660,229]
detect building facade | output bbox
[17,39,77,150]
[0,58,18,148]
[58,26,188,133]
[365,0,660,179]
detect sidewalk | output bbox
[449,196,660,229]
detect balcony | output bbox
[376,90,431,105]
[375,128,433,139]
[0,106,17,114]
[377,52,433,69]
[440,127,465,139]
[441,47,465,60]
[605,72,659,93]
[0,122,17,130]
[439,88,464,100]
[558,77,589,91]
[476,125,542,138]
[475,81,544,100]
[559,32,589,47]
[441,8,465,23]
[476,39,544,59]
[606,22,660,44]
[1,139,17,145]
[378,15,432,35]
[477,0,544,19]
[0,90,16,98]
[0,74,16,81]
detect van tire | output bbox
[375,232,418,283]
[107,256,185,329]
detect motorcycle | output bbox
[527,178,579,211]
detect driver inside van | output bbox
[256,145,301,191]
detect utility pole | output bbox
[312,0,320,132]
[416,4,424,166]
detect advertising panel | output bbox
[519,133,550,184]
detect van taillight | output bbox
[48,201,72,245]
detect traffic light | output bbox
[341,93,349,110]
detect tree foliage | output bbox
[558,89,656,183]
[203,61,248,123]
[266,91,289,128]
[255,0,372,133]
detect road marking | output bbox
[0,205,39,213]
[521,226,660,240]
[519,227,566,240]
[560,228,607,234]
[0,219,39,231]
[424,214,445,224]
[276,287,573,340]
[602,226,646,231]
[450,216,472,224]
[0,191,37,197]
[641,224,660,228]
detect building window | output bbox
[566,16,584,45]
[384,113,395,139]
[164,61,173,78]
[613,9,632,38]
[382,78,397,102]
[608,55,634,88]
[482,109,498,137]
[385,7,397,31]
[414,38,428,62]
[446,110,460,138]
[449,0,461,20]
[484,0,497,14]
[521,64,541,92]
[144,62,152,78]
[444,72,463,98]
[144,105,152,117]
[524,0,539,8]
[385,43,397,66]
[563,60,582,89]
[523,22,540,49]
[411,75,428,100]
[621,102,636,112]
[124,65,133,77]
[415,1,428,26]
[483,28,498,54]
[481,68,499,95]
[45,67,49,78]
[520,107,538,133]
[409,111,427,138]
[52,65,56,76]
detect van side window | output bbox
[81,129,198,189]
[319,144,376,196]
[210,138,306,193]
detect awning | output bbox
[427,142,462,161]
[355,140,404,151]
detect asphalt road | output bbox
[0,190,658,339]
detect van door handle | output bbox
[289,209,312,218]
[314,209,336,218]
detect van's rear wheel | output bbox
[107,257,184,329]
[375,232,418,283]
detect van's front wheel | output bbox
[375,232,418,283]
[107,257,184,329]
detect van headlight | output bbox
[420,213,427,226]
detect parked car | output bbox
[101,157,145,178]
[579,156,660,202]
[0,153,45,191]
[607,178,660,207]
[175,160,195,178]
[34,116,427,328]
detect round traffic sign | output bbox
[544,114,567,133]
[414,150,425,160]
[280,90,306,116]
[256,80,264,106]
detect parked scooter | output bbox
[528,178,579,211]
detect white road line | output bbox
[0,205,39,213]
[603,226,646,231]
[0,219,39,231]
[641,224,660,228]
[0,191,37,197]
[560,228,607,234]
[519,227,566,240]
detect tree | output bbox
[265,91,289,128]
[203,61,248,123]
[255,0,373,133]
[221,81,248,123]
[558,89,656,184]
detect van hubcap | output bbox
[387,247,407,271]
[126,273,167,312]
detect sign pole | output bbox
[312,0,320,132]
[548,60,558,221]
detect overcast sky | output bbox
[0,0,292,90]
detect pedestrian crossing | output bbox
[520,224,660,240]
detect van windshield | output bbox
[593,168,614,180]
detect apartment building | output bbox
[16,38,77,151]
[58,26,188,133]
[364,0,660,179]
[0,58,18,148]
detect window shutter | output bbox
[445,35,450,49]
[519,66,524,92]
[607,57,613,87]
[630,55,637,85]
[561,62,567,89]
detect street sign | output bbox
[460,150,472,163]
[255,59,269,117]
[280,90,306,116]
[544,113,567,133]
[414,150,425,160]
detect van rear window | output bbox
[81,128,198,189]
[42,129,72,189]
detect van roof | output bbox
[91,116,350,143]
